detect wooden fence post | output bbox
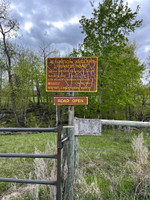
[74,136,79,178]
[68,92,79,179]
[62,126,74,200]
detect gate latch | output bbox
[58,137,69,149]
[61,137,69,148]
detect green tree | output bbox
[79,0,142,55]
[74,44,145,120]
[14,49,42,125]
[146,50,150,86]
[75,0,143,119]
[0,0,20,126]
[98,44,145,120]
[133,84,150,121]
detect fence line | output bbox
[101,119,150,128]
[79,148,132,153]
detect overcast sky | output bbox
[9,0,150,65]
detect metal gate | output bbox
[0,127,65,200]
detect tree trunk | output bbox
[7,68,20,127]
[36,83,41,105]
[0,67,2,113]
[99,62,103,119]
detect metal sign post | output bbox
[46,57,98,200]
[68,92,74,126]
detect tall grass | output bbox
[1,141,57,200]
[74,150,101,200]
[31,142,56,200]
[128,133,150,199]
[1,129,150,199]
[75,130,150,199]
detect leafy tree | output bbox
[14,49,42,125]
[98,44,145,120]
[146,51,150,86]
[0,0,20,126]
[133,84,150,121]
[79,0,142,55]
[74,0,143,119]
[74,44,145,120]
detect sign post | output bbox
[68,92,74,126]
[46,57,98,200]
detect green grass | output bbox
[78,129,150,199]
[0,128,150,199]
[0,132,57,196]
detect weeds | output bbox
[1,141,57,200]
[74,150,101,200]
[29,141,56,200]
[128,133,150,199]
[26,113,40,128]
[74,169,101,200]
[76,132,150,199]
[1,129,150,199]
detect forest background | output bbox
[0,0,150,128]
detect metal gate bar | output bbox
[0,127,58,132]
[0,127,62,200]
[0,178,57,185]
[0,153,57,158]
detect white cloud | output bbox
[51,15,79,30]
[10,3,16,10]
[69,16,79,24]
[24,22,33,33]
[18,12,24,17]
[145,46,150,53]
[52,21,65,30]
[51,16,79,30]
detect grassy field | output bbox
[0,128,150,199]
[0,132,57,199]
[78,129,149,200]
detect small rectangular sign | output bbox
[54,97,88,105]
[75,118,101,136]
[46,57,98,92]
